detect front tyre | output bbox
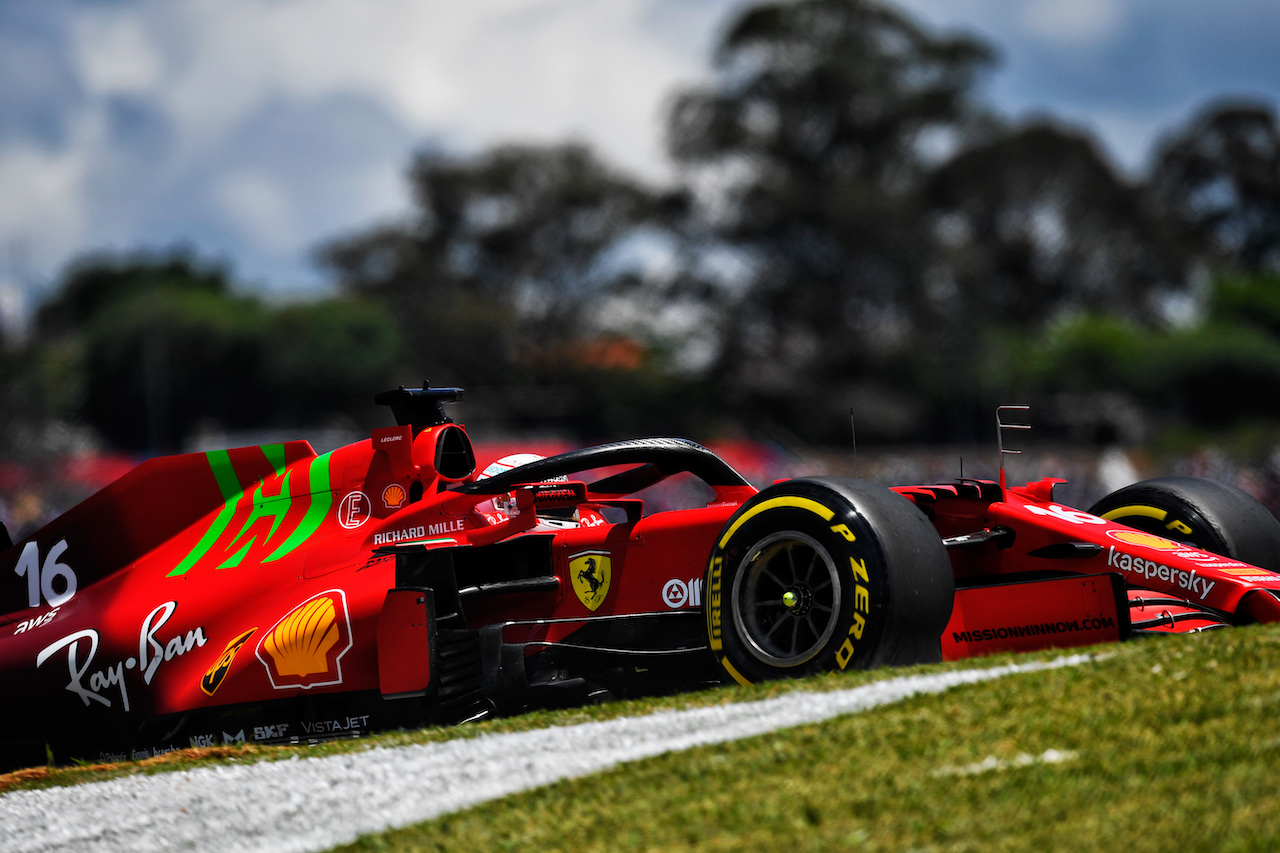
[705,477,954,685]
[1088,477,1280,572]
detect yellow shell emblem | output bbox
[256,590,353,690]
[264,597,339,677]
[383,483,407,509]
[569,551,611,611]
[1106,529,1180,551]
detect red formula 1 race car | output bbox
[3,390,1280,767]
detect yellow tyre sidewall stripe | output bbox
[716,496,837,550]
[1100,504,1168,522]
[720,656,752,686]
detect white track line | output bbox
[0,655,1090,853]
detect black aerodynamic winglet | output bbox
[375,385,464,430]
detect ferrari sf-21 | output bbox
[3,388,1280,766]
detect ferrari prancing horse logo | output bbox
[569,551,611,611]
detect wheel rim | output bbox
[730,531,842,668]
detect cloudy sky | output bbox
[1,0,1278,318]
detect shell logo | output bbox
[382,483,407,510]
[255,590,353,690]
[1105,529,1181,551]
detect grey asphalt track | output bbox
[0,655,1089,853]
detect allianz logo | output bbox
[662,578,704,609]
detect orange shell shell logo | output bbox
[383,483,407,509]
[1106,529,1180,550]
[256,590,353,690]
[264,597,339,677]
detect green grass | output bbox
[7,628,1280,851]
[331,626,1280,852]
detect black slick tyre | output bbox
[1088,476,1280,572]
[704,477,954,685]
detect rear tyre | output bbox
[705,477,953,685]
[1088,477,1280,572]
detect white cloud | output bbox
[212,170,298,254]
[72,13,164,96]
[0,144,86,238]
[1021,0,1126,46]
[100,0,729,181]
[901,0,1131,48]
[10,0,1273,298]
[0,131,96,286]
[0,0,739,293]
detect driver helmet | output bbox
[477,453,568,516]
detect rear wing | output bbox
[0,442,314,617]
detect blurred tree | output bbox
[320,143,709,436]
[35,250,230,337]
[0,344,77,456]
[264,298,403,426]
[665,0,995,439]
[33,251,251,451]
[997,270,1280,443]
[926,122,1190,327]
[1149,101,1280,273]
[321,144,682,386]
[1210,271,1280,337]
[32,251,401,451]
[81,287,268,451]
